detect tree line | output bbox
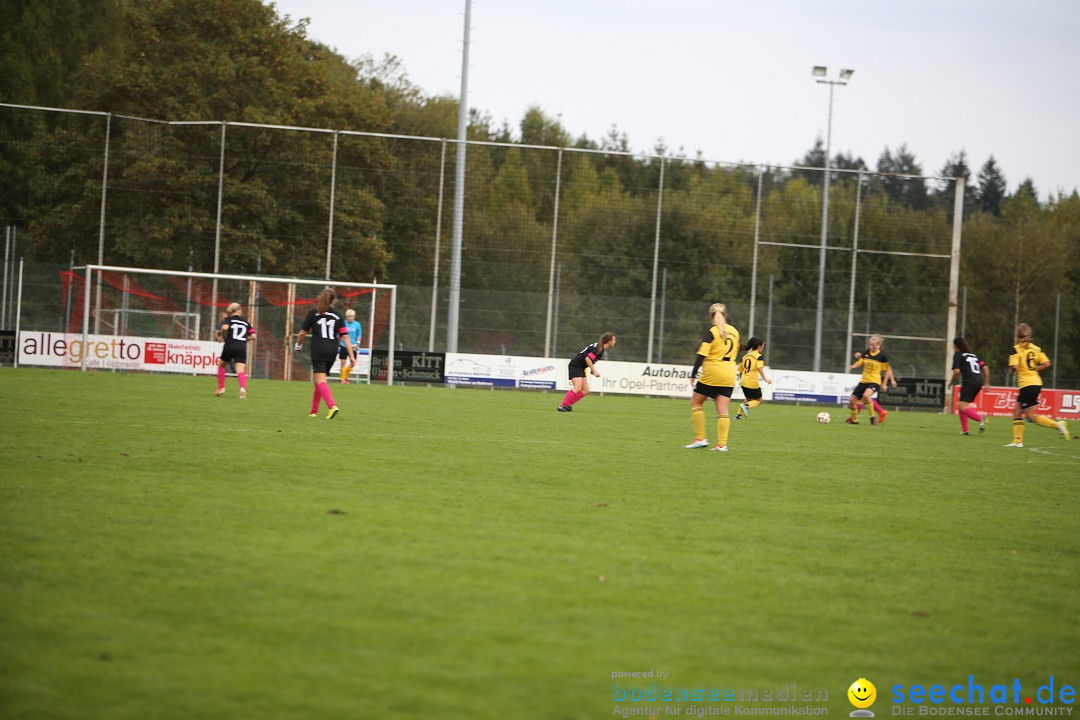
[1,0,1077,379]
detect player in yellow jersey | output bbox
[1005,323,1070,447]
[734,337,772,420]
[685,303,741,452]
[847,334,896,425]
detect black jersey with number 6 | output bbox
[301,308,347,358]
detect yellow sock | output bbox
[849,406,859,421]
[1013,419,1024,444]
[691,407,706,440]
[1033,415,1057,430]
[343,363,353,381]
[339,365,347,382]
[748,399,762,409]
[717,415,731,447]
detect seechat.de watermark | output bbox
[890,676,1075,716]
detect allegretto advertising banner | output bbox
[18,331,221,374]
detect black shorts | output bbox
[853,382,880,398]
[220,344,247,365]
[339,346,352,361]
[311,353,337,375]
[741,386,763,401]
[568,363,587,380]
[1017,385,1041,410]
[958,380,983,404]
[694,381,733,399]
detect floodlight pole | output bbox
[812,67,852,372]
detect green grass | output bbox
[1,368,1078,720]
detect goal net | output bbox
[60,265,398,383]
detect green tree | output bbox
[976,156,1007,216]
[25,0,394,281]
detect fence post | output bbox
[647,157,666,362]
[945,177,965,384]
[429,140,447,351]
[325,130,339,280]
[544,148,563,358]
[211,122,227,332]
[844,170,864,370]
[749,166,764,337]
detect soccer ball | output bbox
[816,411,831,424]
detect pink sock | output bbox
[561,390,576,406]
[568,390,585,406]
[318,381,336,410]
[872,399,885,414]
[960,415,969,432]
[311,386,321,414]
[217,365,226,390]
[962,407,983,423]
[238,372,247,390]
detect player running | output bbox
[294,287,356,420]
[947,337,989,435]
[1005,323,1070,447]
[734,337,771,420]
[215,302,254,399]
[847,334,896,425]
[557,332,617,412]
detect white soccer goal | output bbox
[71,265,397,384]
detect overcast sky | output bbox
[268,0,1079,200]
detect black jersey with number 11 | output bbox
[301,308,348,358]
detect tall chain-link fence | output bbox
[2,103,968,377]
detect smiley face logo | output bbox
[848,678,877,709]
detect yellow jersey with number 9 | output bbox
[1009,342,1049,388]
[696,324,741,387]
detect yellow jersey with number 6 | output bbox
[696,324,741,387]
[1009,342,1049,388]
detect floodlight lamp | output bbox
[840,68,855,81]
[812,66,827,77]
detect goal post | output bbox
[74,265,397,384]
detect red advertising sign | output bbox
[953,385,1080,419]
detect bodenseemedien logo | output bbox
[849,678,877,717]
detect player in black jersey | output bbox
[946,337,988,435]
[294,287,356,420]
[215,302,255,399]
[557,332,616,411]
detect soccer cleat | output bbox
[733,414,743,420]
[710,444,729,452]
[684,438,709,449]
[557,405,572,412]
[214,388,225,397]
[869,416,877,426]
[844,418,859,425]
[309,413,318,418]
[739,402,750,418]
[327,405,340,420]
[979,418,987,433]
[1003,442,1023,448]
[877,409,888,426]
[1058,420,1071,440]
[239,388,246,399]
[962,431,970,436]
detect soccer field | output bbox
[1,368,1077,719]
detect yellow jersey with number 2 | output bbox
[696,324,741,387]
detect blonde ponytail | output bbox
[709,303,728,341]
